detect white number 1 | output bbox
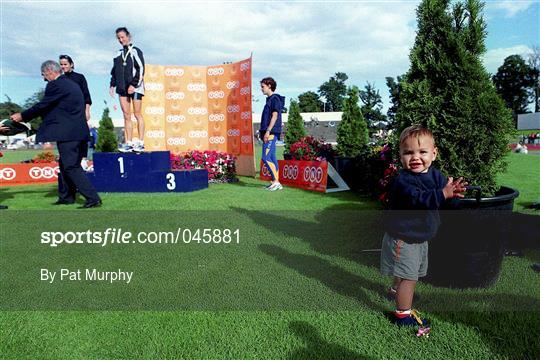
[118,157,124,174]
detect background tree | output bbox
[95,107,118,152]
[318,72,348,112]
[0,95,22,119]
[395,0,514,195]
[492,54,536,120]
[22,89,45,131]
[527,45,540,112]
[298,91,323,112]
[385,75,404,126]
[284,99,306,153]
[359,82,387,135]
[336,86,369,157]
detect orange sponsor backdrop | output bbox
[142,57,254,176]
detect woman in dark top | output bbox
[109,26,145,152]
[59,54,92,122]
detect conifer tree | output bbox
[284,99,306,153]
[96,107,118,152]
[336,86,369,157]
[395,0,513,194]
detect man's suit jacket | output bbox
[22,74,89,143]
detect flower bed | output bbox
[288,136,335,162]
[170,150,237,183]
[18,151,59,164]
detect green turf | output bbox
[0,151,539,359]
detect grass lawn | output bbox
[0,151,539,359]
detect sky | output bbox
[1,0,538,124]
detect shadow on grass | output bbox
[0,187,57,202]
[260,244,386,313]
[232,205,383,267]
[507,212,540,250]
[288,321,372,360]
[261,243,540,360]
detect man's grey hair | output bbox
[41,60,62,73]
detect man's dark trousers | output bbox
[57,141,99,203]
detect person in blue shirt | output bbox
[381,125,467,328]
[259,77,285,191]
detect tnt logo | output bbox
[0,167,17,180]
[164,68,185,77]
[145,107,165,115]
[209,136,225,144]
[147,130,166,138]
[167,137,187,146]
[188,130,208,138]
[303,166,324,184]
[227,105,240,113]
[188,107,208,115]
[241,135,251,144]
[165,91,185,100]
[207,67,225,76]
[209,114,225,122]
[240,62,250,71]
[226,81,240,89]
[261,164,271,177]
[240,86,250,95]
[187,83,206,92]
[145,82,164,91]
[166,115,186,123]
[208,91,225,99]
[283,165,299,180]
[227,129,240,137]
[29,166,59,180]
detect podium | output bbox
[86,151,208,192]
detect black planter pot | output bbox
[426,186,519,288]
[334,156,364,191]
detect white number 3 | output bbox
[166,173,176,190]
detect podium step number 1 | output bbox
[87,151,208,193]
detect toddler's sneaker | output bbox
[392,309,429,327]
[269,183,283,191]
[263,183,274,189]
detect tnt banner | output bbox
[0,163,59,186]
[260,160,350,193]
[260,160,329,193]
[142,56,254,176]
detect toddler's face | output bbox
[400,135,437,173]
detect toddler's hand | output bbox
[452,177,468,197]
[443,177,468,199]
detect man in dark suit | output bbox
[11,60,101,208]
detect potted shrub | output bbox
[95,108,118,152]
[335,86,369,190]
[394,0,518,287]
[284,100,306,160]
